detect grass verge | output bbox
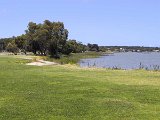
[0,56,160,120]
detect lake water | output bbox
[79,52,160,70]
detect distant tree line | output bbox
[100,46,160,52]
[1,20,160,56]
[0,20,100,58]
[0,37,15,52]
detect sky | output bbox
[0,0,160,46]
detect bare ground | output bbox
[26,60,58,66]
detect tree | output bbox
[87,43,99,52]
[62,42,73,55]
[15,34,27,53]
[25,22,40,55]
[3,20,87,57]
[63,40,86,54]
[6,42,19,55]
[25,20,68,58]
[33,24,49,55]
[49,22,68,58]
[0,40,5,51]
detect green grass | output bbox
[0,56,160,120]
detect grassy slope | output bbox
[0,56,160,120]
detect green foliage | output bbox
[25,22,40,54]
[1,20,100,58]
[87,43,99,52]
[0,41,4,51]
[0,20,96,58]
[1,56,160,119]
[23,20,88,58]
[62,40,86,55]
[24,20,69,58]
[6,42,19,55]
[45,52,103,64]
[15,34,27,53]
[49,22,68,58]
[0,37,15,50]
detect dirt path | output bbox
[26,60,58,66]
[0,53,58,66]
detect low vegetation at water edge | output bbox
[43,52,104,64]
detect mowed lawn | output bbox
[0,56,160,120]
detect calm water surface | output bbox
[79,52,160,69]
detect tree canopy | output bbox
[5,20,85,57]
[0,20,100,57]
